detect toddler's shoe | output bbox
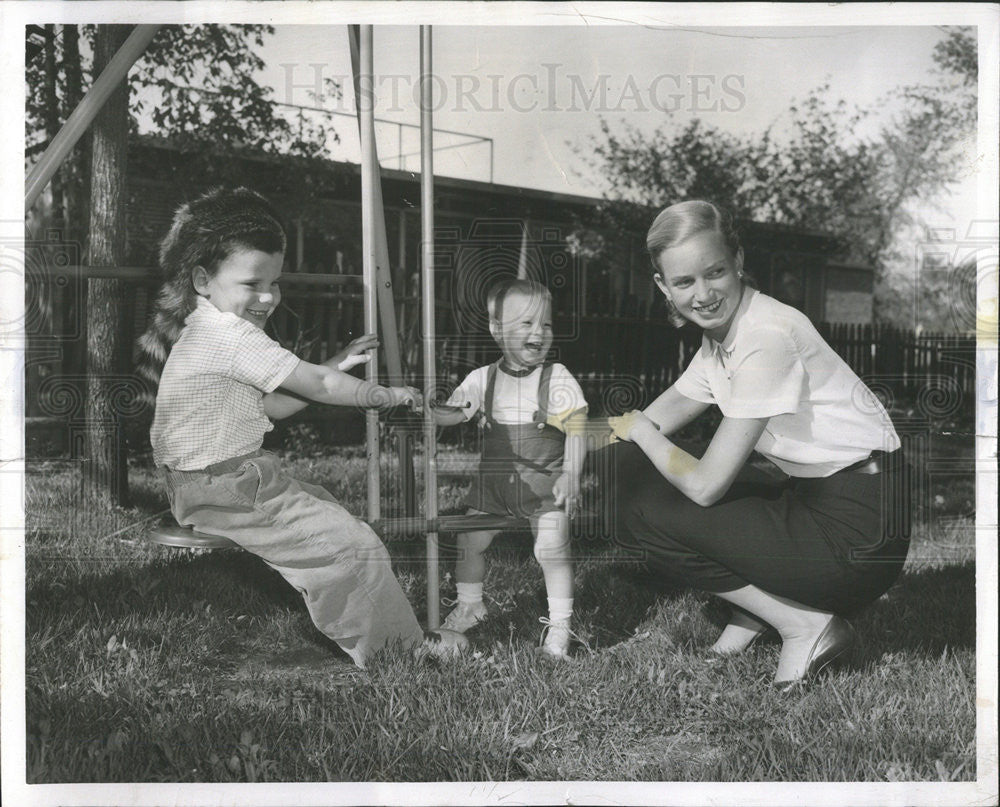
[419,628,469,659]
[537,617,572,660]
[441,601,488,633]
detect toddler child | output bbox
[432,278,588,658]
[137,186,466,667]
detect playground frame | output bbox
[25,23,528,628]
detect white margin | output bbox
[2,3,997,807]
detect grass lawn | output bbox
[23,444,976,783]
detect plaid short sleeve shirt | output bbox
[151,297,301,470]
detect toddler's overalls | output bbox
[464,361,566,519]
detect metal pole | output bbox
[25,24,160,209]
[349,25,416,523]
[420,25,441,629]
[359,25,381,525]
[348,27,405,384]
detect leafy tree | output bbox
[860,28,977,329]
[582,27,977,330]
[27,24,343,235]
[25,24,344,503]
[932,27,977,90]
[588,118,757,227]
[26,25,89,244]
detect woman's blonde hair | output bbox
[646,200,748,328]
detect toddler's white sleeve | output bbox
[550,365,589,422]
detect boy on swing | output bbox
[432,278,588,659]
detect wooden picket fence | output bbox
[817,321,976,415]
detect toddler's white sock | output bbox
[456,582,484,608]
[547,597,574,625]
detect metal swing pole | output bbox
[26,24,160,209]
[350,26,417,524]
[420,25,441,628]
[348,26,406,387]
[358,26,381,524]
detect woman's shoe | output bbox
[773,616,855,689]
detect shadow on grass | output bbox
[124,484,172,519]
[857,562,975,656]
[27,548,351,664]
[28,550,298,624]
[616,562,972,655]
[27,536,974,668]
[574,557,975,661]
[389,522,976,662]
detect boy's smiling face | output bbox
[193,248,284,329]
[490,289,553,371]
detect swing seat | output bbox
[147,521,240,550]
[375,508,601,537]
[374,513,530,536]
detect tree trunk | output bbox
[84,24,131,509]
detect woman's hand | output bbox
[333,333,378,372]
[609,410,659,443]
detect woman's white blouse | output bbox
[674,290,901,478]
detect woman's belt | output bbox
[836,449,900,475]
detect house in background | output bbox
[125,138,876,329]
[28,139,971,458]
[25,137,878,434]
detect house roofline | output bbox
[133,134,606,210]
[132,135,842,245]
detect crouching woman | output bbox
[608,200,909,688]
